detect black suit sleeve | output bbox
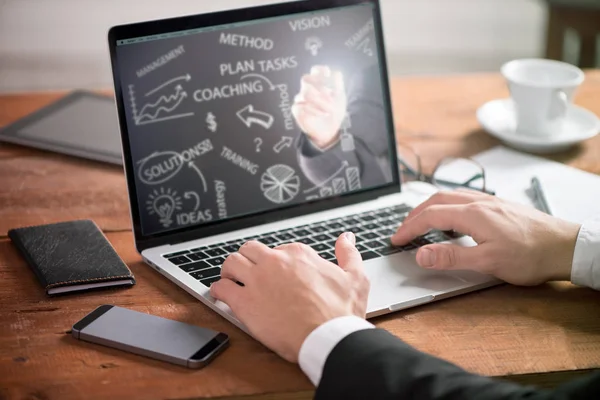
[316,329,600,400]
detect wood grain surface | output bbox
[1,71,599,399]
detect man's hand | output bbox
[210,233,369,363]
[291,65,347,149]
[392,190,581,286]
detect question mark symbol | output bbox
[254,138,263,152]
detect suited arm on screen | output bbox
[210,192,600,400]
[293,64,392,189]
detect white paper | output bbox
[471,146,600,224]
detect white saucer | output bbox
[477,99,599,154]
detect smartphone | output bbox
[72,305,229,369]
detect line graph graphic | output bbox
[145,74,191,97]
[129,78,194,126]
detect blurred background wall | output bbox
[0,0,591,93]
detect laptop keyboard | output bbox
[161,204,459,287]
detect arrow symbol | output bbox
[184,191,200,212]
[273,136,294,153]
[188,162,208,193]
[145,74,191,97]
[237,105,274,130]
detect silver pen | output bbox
[531,176,553,216]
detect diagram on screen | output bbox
[260,164,300,204]
[129,74,194,126]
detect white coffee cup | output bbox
[501,59,584,137]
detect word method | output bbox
[289,15,331,31]
[220,57,298,76]
[137,45,185,78]
[219,33,274,51]
[221,146,259,175]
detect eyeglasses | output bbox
[397,142,495,195]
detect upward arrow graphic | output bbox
[236,105,274,130]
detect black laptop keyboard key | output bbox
[355,243,368,252]
[342,217,362,225]
[258,236,278,245]
[378,246,403,256]
[424,231,448,243]
[361,232,379,241]
[328,230,345,238]
[221,245,238,253]
[179,261,212,273]
[362,223,379,231]
[365,240,387,250]
[318,251,336,260]
[411,237,432,247]
[207,256,226,267]
[297,237,316,245]
[378,228,397,237]
[187,252,208,262]
[326,240,337,248]
[275,233,295,241]
[168,255,192,265]
[205,248,227,257]
[312,243,329,252]
[164,250,189,258]
[360,251,380,261]
[391,204,413,214]
[401,243,418,251]
[190,268,221,281]
[292,229,312,238]
[200,276,221,287]
[309,225,328,234]
[360,214,377,222]
[324,222,344,230]
[311,233,332,242]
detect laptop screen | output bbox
[114,3,396,236]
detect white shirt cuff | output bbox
[298,315,374,386]
[571,216,600,291]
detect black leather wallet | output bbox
[8,220,135,295]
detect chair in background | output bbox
[545,0,600,68]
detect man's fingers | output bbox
[331,70,345,99]
[415,243,485,272]
[238,240,271,264]
[391,204,472,245]
[300,79,334,113]
[335,232,363,275]
[221,252,253,285]
[404,190,483,224]
[210,278,245,308]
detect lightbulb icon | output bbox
[305,37,323,56]
[146,187,183,228]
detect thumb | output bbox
[416,243,484,271]
[335,232,363,274]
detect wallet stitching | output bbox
[46,275,134,289]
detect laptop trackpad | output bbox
[400,273,468,292]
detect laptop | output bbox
[107,0,500,331]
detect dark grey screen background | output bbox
[116,4,394,236]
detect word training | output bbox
[219,33,274,51]
[289,15,331,31]
[215,180,228,219]
[219,57,298,76]
[137,45,185,78]
[277,84,294,131]
[345,19,374,49]
[221,146,259,175]
[176,209,213,226]
[193,80,263,103]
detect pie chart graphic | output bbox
[260,164,300,204]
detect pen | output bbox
[531,176,553,216]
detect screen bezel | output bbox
[108,0,400,252]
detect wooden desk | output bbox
[1,72,600,400]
